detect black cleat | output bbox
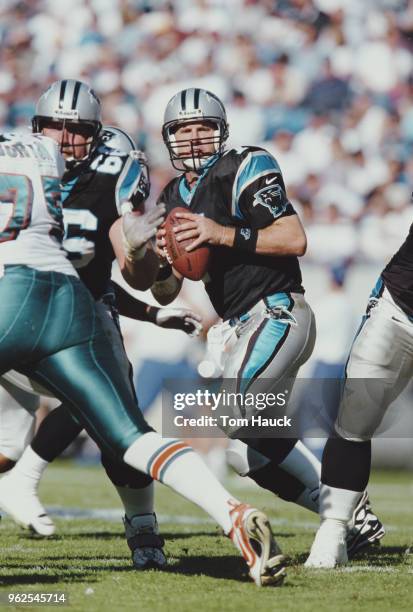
[346,491,385,558]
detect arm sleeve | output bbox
[112,281,157,321]
[232,150,296,228]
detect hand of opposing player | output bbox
[174,211,225,251]
[156,307,203,336]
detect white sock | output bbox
[319,483,363,522]
[115,482,154,519]
[295,486,319,514]
[124,432,238,533]
[8,445,49,491]
[279,441,321,490]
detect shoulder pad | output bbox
[95,143,127,159]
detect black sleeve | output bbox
[112,281,158,323]
[238,173,296,229]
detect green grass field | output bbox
[0,463,412,612]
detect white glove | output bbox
[156,308,203,337]
[122,204,165,262]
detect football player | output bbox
[152,88,384,557]
[305,254,412,567]
[0,82,199,569]
[0,127,286,587]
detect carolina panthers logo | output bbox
[252,183,287,219]
[240,228,251,240]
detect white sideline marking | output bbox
[40,507,409,533]
[1,505,410,533]
[340,566,398,573]
[45,506,321,529]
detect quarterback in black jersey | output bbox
[153,88,384,561]
[0,81,200,570]
[154,88,319,497]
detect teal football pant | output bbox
[0,265,152,457]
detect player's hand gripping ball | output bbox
[164,207,210,280]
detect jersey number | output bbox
[62,208,98,269]
[0,174,63,243]
[0,174,33,242]
[89,153,123,175]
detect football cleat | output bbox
[0,473,55,536]
[123,513,167,570]
[228,502,286,586]
[346,491,385,558]
[305,518,348,568]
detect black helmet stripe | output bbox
[71,81,81,109]
[117,128,135,150]
[194,88,200,109]
[59,80,67,109]
[207,90,225,112]
[180,89,186,111]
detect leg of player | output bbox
[306,295,411,568]
[100,453,166,570]
[92,299,167,570]
[0,268,285,586]
[227,438,321,512]
[0,401,83,536]
[0,380,38,472]
[227,438,384,557]
[219,291,318,486]
[1,396,167,568]
[0,379,57,535]
[1,299,167,567]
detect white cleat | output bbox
[0,474,55,537]
[305,518,348,569]
[228,501,286,586]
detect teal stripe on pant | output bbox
[238,293,292,395]
[0,266,152,457]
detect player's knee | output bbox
[0,453,16,473]
[101,452,153,488]
[335,420,374,442]
[225,439,269,476]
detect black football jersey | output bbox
[61,144,148,299]
[158,146,304,320]
[382,224,413,317]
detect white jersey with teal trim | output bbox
[0,133,76,276]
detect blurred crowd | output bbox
[2,0,413,265]
[3,0,413,465]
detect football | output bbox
[164,207,210,281]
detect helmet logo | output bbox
[51,109,79,120]
[177,109,203,118]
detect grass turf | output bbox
[0,463,412,612]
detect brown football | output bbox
[164,207,210,281]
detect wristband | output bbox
[234,227,258,252]
[122,229,147,263]
[125,243,147,263]
[145,305,160,324]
